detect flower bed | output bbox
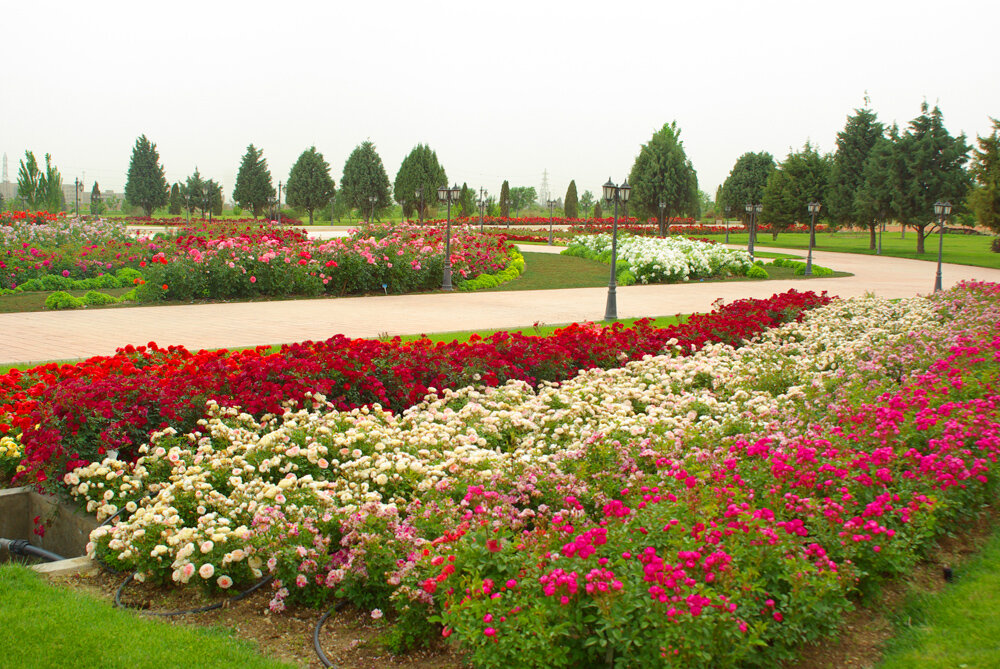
[0,290,828,486]
[564,233,753,284]
[59,282,1000,666]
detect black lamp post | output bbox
[933,200,952,292]
[277,181,282,222]
[478,195,486,233]
[438,183,461,290]
[368,195,377,223]
[399,199,406,224]
[602,177,631,321]
[547,199,557,245]
[745,203,755,259]
[805,201,821,276]
[724,205,731,244]
[658,200,666,236]
[415,187,424,225]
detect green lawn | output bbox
[721,230,999,269]
[0,565,293,669]
[876,527,1000,668]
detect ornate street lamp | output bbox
[414,187,424,225]
[933,200,952,292]
[437,184,461,290]
[602,177,631,321]
[658,200,666,236]
[478,194,486,233]
[399,199,406,224]
[745,203,755,259]
[368,195,378,223]
[805,201,821,276]
[724,205,731,244]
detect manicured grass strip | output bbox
[876,528,1000,669]
[721,231,1000,269]
[393,314,688,344]
[492,251,613,290]
[0,565,293,669]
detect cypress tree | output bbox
[564,180,579,218]
[287,147,336,225]
[499,180,511,218]
[233,144,276,218]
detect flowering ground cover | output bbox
[0,289,825,487]
[565,233,754,284]
[47,281,1000,667]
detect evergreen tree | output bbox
[182,169,206,218]
[564,180,579,218]
[499,180,511,218]
[341,141,391,220]
[509,186,537,217]
[969,118,1000,234]
[628,122,699,235]
[91,182,103,216]
[893,103,972,253]
[16,151,42,209]
[594,200,603,219]
[393,144,447,219]
[286,146,336,225]
[760,142,830,239]
[168,183,182,215]
[855,132,901,249]
[720,152,776,227]
[579,190,594,218]
[205,179,223,217]
[458,183,474,218]
[827,106,883,229]
[125,135,169,216]
[233,144,275,218]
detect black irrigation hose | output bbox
[0,537,66,563]
[114,571,274,617]
[313,600,351,668]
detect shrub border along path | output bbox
[2,244,999,366]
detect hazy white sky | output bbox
[3,0,998,204]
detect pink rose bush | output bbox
[59,282,1000,666]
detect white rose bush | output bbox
[564,233,754,284]
[59,281,1000,667]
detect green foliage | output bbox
[16,151,42,209]
[82,290,118,306]
[894,103,972,252]
[90,182,104,216]
[594,200,603,218]
[509,186,537,215]
[341,141,391,220]
[769,257,834,277]
[579,190,595,217]
[457,251,526,291]
[168,183,182,215]
[564,180,579,218]
[760,142,831,236]
[40,153,64,212]
[125,135,169,216]
[393,144,447,219]
[286,146,335,225]
[233,144,276,218]
[458,183,475,218]
[44,291,83,309]
[181,169,205,216]
[969,118,1000,234]
[827,105,883,227]
[628,121,699,233]
[721,152,776,224]
[499,180,511,218]
[746,265,769,279]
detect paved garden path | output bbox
[2,244,1000,366]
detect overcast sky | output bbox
[3,0,998,205]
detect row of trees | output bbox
[718,102,999,253]
[15,151,65,211]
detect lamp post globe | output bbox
[439,185,460,291]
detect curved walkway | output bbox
[2,246,999,366]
